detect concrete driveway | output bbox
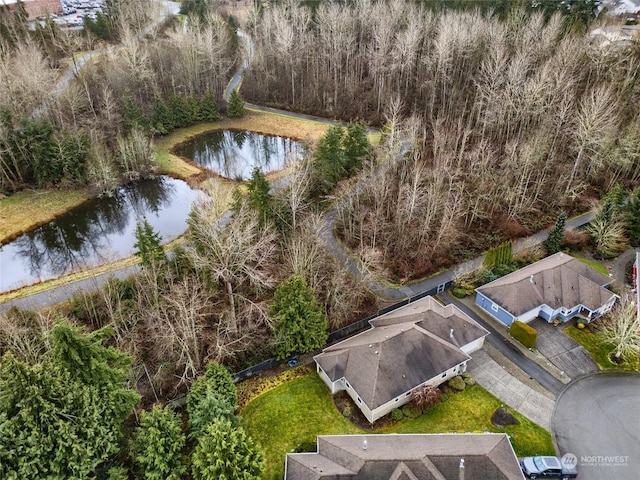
[553,372,640,480]
[529,318,598,379]
[467,347,556,430]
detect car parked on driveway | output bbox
[520,456,578,479]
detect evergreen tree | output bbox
[18,117,59,186]
[181,0,212,22]
[187,362,239,437]
[199,91,222,122]
[309,121,372,199]
[187,94,202,123]
[227,89,245,118]
[310,124,346,198]
[188,392,238,439]
[343,120,371,175]
[107,466,129,480]
[0,322,140,479]
[625,189,640,245]
[187,362,238,416]
[191,419,264,480]
[544,211,567,255]
[237,166,272,227]
[168,93,191,129]
[123,95,147,132]
[131,405,186,480]
[84,12,112,40]
[133,219,166,268]
[597,183,627,224]
[270,275,329,360]
[58,131,90,183]
[151,96,173,135]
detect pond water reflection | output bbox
[173,130,303,180]
[0,176,200,293]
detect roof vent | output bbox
[368,344,372,348]
[374,351,379,355]
[362,439,368,450]
[459,458,465,480]
[450,329,454,338]
[530,275,534,283]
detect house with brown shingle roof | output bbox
[314,296,489,423]
[284,433,525,480]
[475,252,618,327]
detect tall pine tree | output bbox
[227,89,245,118]
[270,275,328,360]
[544,211,568,255]
[133,219,166,268]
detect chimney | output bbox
[459,458,465,480]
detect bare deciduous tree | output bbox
[600,295,640,364]
[183,198,279,333]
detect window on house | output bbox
[395,398,399,402]
[406,392,411,397]
[345,381,350,389]
[491,303,499,312]
[357,397,362,403]
[442,372,447,378]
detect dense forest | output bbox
[1,0,639,477]
[0,0,234,194]
[243,0,640,279]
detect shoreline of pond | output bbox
[0,110,330,303]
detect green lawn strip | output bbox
[376,386,554,457]
[242,374,362,480]
[571,255,609,276]
[565,326,639,371]
[242,374,554,480]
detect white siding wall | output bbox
[369,362,467,422]
[517,306,542,323]
[598,295,618,315]
[460,337,485,355]
[316,365,344,394]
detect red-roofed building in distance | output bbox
[1,0,62,20]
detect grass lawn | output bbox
[565,325,639,371]
[242,373,555,480]
[572,254,609,276]
[0,189,90,245]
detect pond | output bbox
[173,130,303,180]
[0,176,200,293]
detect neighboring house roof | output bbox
[314,297,488,410]
[285,433,525,480]
[476,252,614,317]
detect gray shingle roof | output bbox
[314,297,488,410]
[285,434,525,479]
[476,252,615,317]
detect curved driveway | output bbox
[553,372,640,480]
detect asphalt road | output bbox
[439,291,565,394]
[553,372,640,480]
